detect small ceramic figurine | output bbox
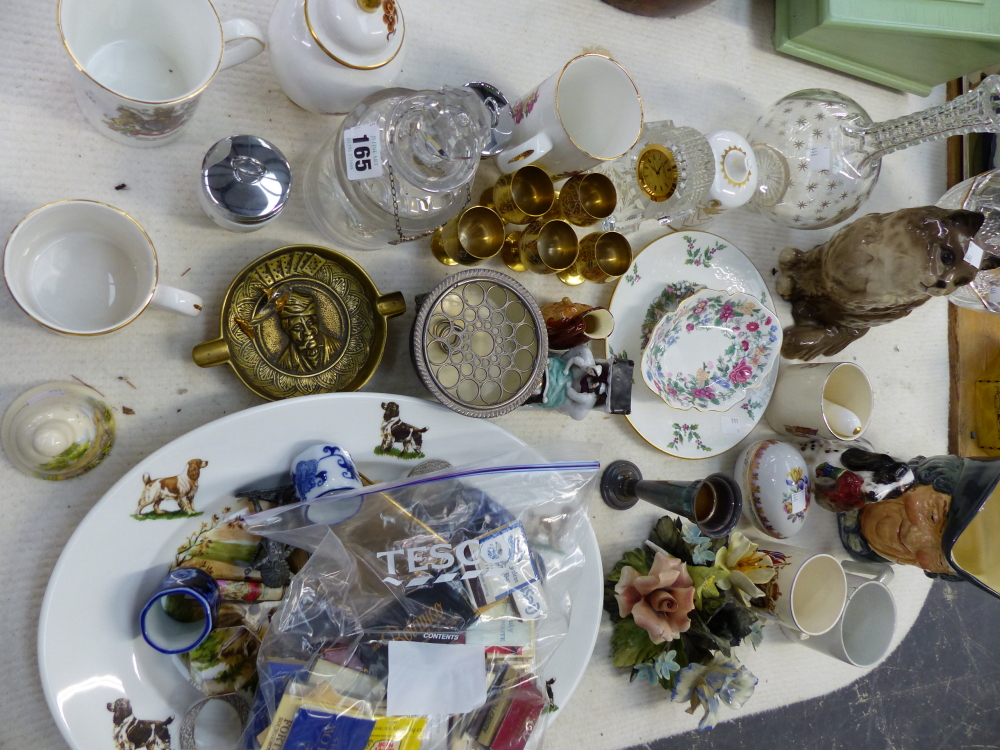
[1,382,116,480]
[541,298,614,350]
[777,207,986,360]
[524,344,633,420]
[836,451,1000,601]
[796,438,914,513]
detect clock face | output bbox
[636,145,679,203]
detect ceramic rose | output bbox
[641,289,780,412]
[614,550,695,644]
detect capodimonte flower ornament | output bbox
[614,546,696,644]
[671,653,758,731]
[641,289,780,412]
[605,515,765,727]
[714,532,776,606]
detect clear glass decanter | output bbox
[304,86,491,251]
[596,120,715,235]
[938,169,1000,313]
[747,75,1000,230]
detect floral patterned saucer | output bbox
[606,231,779,459]
[641,289,780,412]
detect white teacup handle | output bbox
[842,559,894,586]
[151,285,203,318]
[219,19,266,72]
[496,133,554,174]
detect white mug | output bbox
[496,54,643,178]
[4,200,202,336]
[57,0,265,147]
[787,566,896,667]
[764,362,873,441]
[752,540,847,636]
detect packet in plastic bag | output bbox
[242,444,599,750]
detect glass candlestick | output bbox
[747,75,1000,230]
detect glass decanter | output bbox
[747,75,1000,230]
[596,120,714,235]
[304,86,491,251]
[938,169,1000,313]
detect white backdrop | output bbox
[0,0,949,747]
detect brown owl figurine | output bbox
[776,206,987,360]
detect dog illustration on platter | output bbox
[107,698,172,750]
[132,459,208,520]
[375,402,428,459]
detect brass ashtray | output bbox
[193,245,405,400]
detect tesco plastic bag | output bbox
[240,445,599,750]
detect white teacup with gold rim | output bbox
[495,53,643,178]
[57,0,265,147]
[4,200,202,336]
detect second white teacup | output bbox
[753,540,847,636]
[765,362,874,441]
[496,53,643,178]
[4,200,202,336]
[787,572,897,668]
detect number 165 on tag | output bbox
[344,123,383,180]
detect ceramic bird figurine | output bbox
[776,206,986,360]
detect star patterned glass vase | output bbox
[747,75,1000,230]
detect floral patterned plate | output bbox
[641,289,780,412]
[606,231,779,459]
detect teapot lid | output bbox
[304,0,404,70]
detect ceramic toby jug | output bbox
[268,0,405,115]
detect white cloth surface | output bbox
[0,0,949,748]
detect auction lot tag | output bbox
[344,123,383,180]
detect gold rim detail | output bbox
[304,0,404,71]
[554,53,643,162]
[56,0,226,105]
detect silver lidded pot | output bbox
[199,135,292,233]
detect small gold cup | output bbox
[558,172,617,227]
[501,219,579,274]
[430,206,506,266]
[558,231,633,285]
[481,166,556,225]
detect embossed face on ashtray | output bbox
[640,289,781,413]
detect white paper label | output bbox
[788,491,808,515]
[808,145,830,171]
[387,642,486,716]
[721,415,743,435]
[965,240,985,269]
[343,123,382,180]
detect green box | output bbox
[775,0,1000,95]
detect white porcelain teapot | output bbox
[268,0,405,115]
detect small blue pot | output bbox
[140,567,220,654]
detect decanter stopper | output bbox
[386,86,491,193]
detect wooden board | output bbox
[947,77,1000,456]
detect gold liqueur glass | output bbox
[481,166,555,224]
[430,206,506,266]
[557,172,617,227]
[501,219,579,274]
[558,231,632,285]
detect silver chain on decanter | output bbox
[386,163,473,245]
